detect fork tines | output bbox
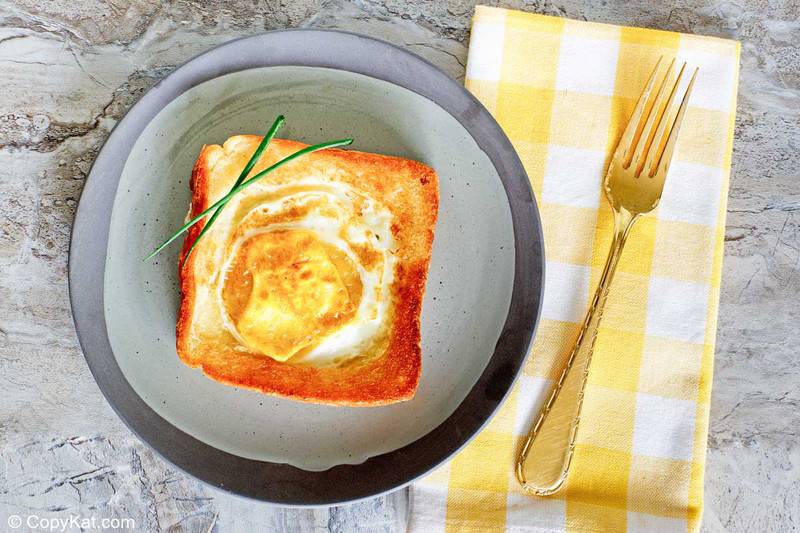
[619,57,698,179]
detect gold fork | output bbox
[515,58,698,496]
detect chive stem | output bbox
[143,124,352,262]
[178,115,285,265]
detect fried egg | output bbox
[216,179,396,366]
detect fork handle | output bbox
[516,207,637,495]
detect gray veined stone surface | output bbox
[0,0,797,531]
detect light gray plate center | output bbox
[104,66,515,471]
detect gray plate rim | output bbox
[68,28,545,506]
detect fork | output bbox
[515,58,698,496]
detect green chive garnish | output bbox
[179,115,285,265]
[143,116,353,264]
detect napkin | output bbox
[409,6,739,532]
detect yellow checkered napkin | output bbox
[409,6,739,533]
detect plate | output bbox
[69,29,544,505]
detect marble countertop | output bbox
[1,1,797,531]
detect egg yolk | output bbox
[221,229,362,361]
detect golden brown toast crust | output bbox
[176,137,438,406]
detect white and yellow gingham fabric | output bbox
[409,6,739,533]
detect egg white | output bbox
[215,178,395,366]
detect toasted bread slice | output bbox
[177,136,438,406]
